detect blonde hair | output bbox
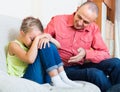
[20,17,43,33]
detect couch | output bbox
[0,15,101,92]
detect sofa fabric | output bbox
[0,70,100,92]
[0,15,101,92]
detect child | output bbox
[6,17,81,88]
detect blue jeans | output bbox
[107,84,120,92]
[64,58,120,92]
[38,43,63,73]
[23,43,63,84]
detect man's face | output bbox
[73,5,97,30]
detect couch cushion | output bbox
[0,15,101,92]
[0,70,50,92]
[0,15,21,72]
[0,70,100,92]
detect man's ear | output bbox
[93,19,96,22]
[92,19,97,24]
[87,0,93,1]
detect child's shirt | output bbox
[6,40,28,77]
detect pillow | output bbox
[0,15,20,73]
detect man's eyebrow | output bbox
[77,15,90,24]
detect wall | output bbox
[0,0,33,19]
[0,0,86,27]
[37,0,87,27]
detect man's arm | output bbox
[85,26,110,63]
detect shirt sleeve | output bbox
[85,25,110,63]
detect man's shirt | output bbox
[44,14,110,66]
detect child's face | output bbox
[22,26,42,48]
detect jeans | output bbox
[64,58,120,92]
[39,43,63,73]
[23,43,63,84]
[107,84,120,92]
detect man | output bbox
[44,1,120,92]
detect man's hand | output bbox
[68,48,86,63]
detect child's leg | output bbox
[38,43,57,72]
[44,72,51,83]
[48,69,71,87]
[23,54,45,84]
[38,43,64,74]
[58,66,83,87]
[49,43,63,66]
[38,43,71,87]
[50,43,83,87]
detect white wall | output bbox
[37,0,87,27]
[0,0,33,19]
[0,0,87,26]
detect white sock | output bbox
[59,71,83,87]
[51,75,71,88]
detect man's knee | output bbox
[88,68,105,79]
[88,68,110,84]
[88,68,111,92]
[108,58,120,69]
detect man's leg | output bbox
[93,58,120,85]
[64,66,111,92]
[107,84,120,92]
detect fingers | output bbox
[68,59,77,63]
[77,48,84,53]
[38,38,50,49]
[68,54,82,63]
[43,33,52,40]
[68,48,86,63]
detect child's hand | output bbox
[35,33,53,49]
[38,37,50,49]
[42,33,52,41]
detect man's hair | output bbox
[80,1,99,17]
[20,16,43,33]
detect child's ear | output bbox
[20,30,25,36]
[76,6,80,11]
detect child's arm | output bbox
[50,37,61,48]
[8,36,41,64]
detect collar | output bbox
[67,13,75,27]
